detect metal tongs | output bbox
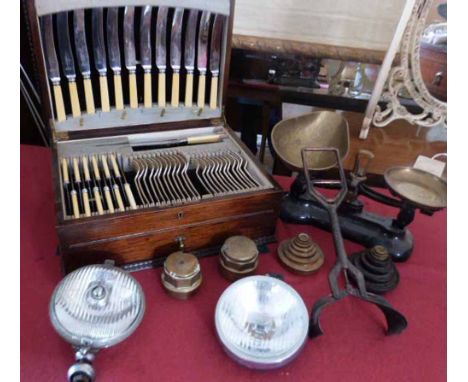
[301,148,408,338]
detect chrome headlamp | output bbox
[215,275,309,369]
[49,262,145,382]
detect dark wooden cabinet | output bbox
[420,42,447,102]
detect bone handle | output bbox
[82,156,91,182]
[91,155,101,180]
[171,72,180,107]
[99,75,110,112]
[101,155,111,179]
[71,190,80,219]
[53,84,66,122]
[83,78,95,114]
[113,185,125,211]
[82,189,91,217]
[113,74,124,110]
[104,186,115,213]
[61,158,69,184]
[185,73,193,107]
[129,72,138,109]
[197,74,206,109]
[144,72,152,108]
[210,76,219,109]
[124,183,137,210]
[68,81,81,118]
[158,72,166,108]
[72,158,81,182]
[109,154,121,177]
[93,187,104,215]
[187,134,223,145]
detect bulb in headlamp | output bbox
[49,263,145,382]
[215,275,309,369]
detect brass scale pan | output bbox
[271,111,446,210]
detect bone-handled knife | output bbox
[56,12,81,118]
[140,6,153,108]
[106,8,123,110]
[184,10,198,107]
[60,158,72,215]
[170,8,184,107]
[73,10,95,114]
[156,7,169,108]
[197,11,211,109]
[41,15,66,121]
[124,7,138,109]
[209,15,224,109]
[92,8,110,112]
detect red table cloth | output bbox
[20,145,446,381]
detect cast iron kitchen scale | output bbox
[271,112,447,262]
[26,0,283,273]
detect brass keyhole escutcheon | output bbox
[177,211,184,219]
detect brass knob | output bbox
[432,71,444,86]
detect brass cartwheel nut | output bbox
[161,251,202,299]
[278,233,324,274]
[219,236,259,281]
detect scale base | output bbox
[280,193,414,262]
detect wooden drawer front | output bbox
[61,210,277,272]
[57,189,283,245]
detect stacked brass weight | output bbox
[161,251,202,299]
[278,233,324,274]
[349,245,400,294]
[219,236,259,281]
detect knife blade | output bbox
[184,10,198,107]
[56,12,81,117]
[140,6,153,108]
[73,10,95,114]
[156,7,168,108]
[106,8,124,110]
[209,15,224,109]
[41,15,66,121]
[170,8,184,107]
[124,6,138,108]
[197,11,211,109]
[92,8,110,112]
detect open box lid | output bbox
[29,0,234,141]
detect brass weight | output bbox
[278,233,324,275]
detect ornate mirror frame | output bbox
[360,0,447,139]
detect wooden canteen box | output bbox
[26,0,283,272]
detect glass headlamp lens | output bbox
[215,275,309,369]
